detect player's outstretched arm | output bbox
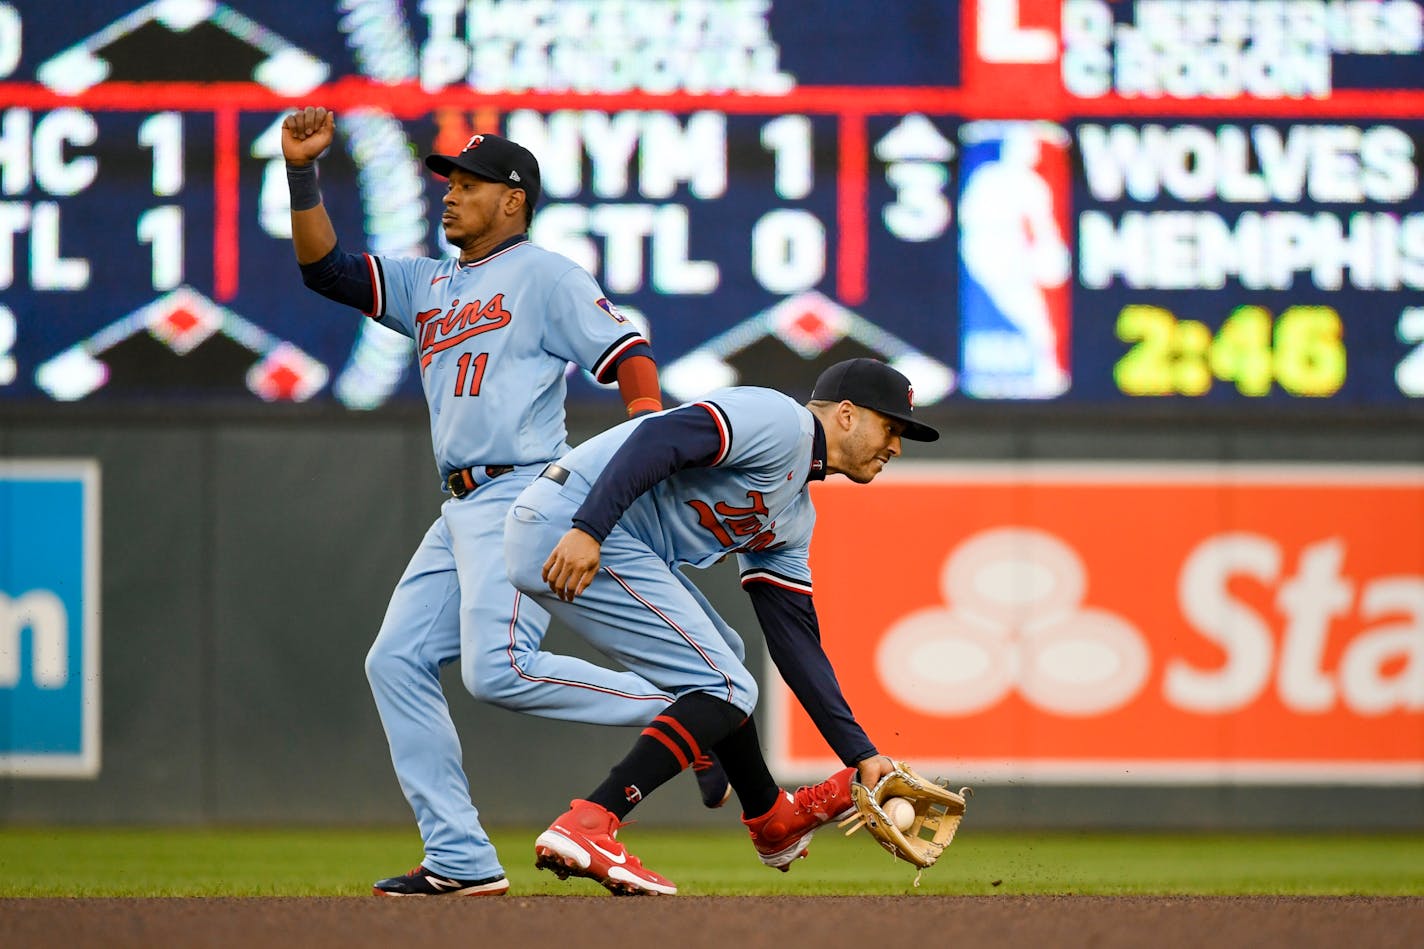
[744,582,881,768]
[282,106,339,265]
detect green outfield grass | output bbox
[1,826,1421,897]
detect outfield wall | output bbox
[2,407,1423,830]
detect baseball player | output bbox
[503,357,938,894]
[281,108,728,897]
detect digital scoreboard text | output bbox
[1,0,1422,412]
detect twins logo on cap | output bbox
[425,134,543,209]
[811,357,940,442]
[464,134,519,182]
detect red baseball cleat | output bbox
[741,767,856,871]
[535,799,678,896]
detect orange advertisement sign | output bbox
[766,463,1424,784]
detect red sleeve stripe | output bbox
[592,332,649,382]
[362,254,384,318]
[740,569,813,595]
[695,401,733,466]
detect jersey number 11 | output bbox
[453,352,488,396]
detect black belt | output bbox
[447,465,514,499]
[540,463,570,485]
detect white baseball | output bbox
[882,796,915,831]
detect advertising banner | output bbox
[0,460,101,777]
[767,462,1424,784]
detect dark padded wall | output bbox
[1,406,1421,828]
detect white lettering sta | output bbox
[1167,532,1424,717]
[1166,532,1278,714]
[1341,578,1424,715]
[1276,539,1353,712]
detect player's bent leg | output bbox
[449,483,675,724]
[671,569,746,663]
[505,481,741,809]
[665,570,736,805]
[458,586,673,726]
[627,569,734,807]
[505,485,758,705]
[367,520,505,886]
[512,527,759,712]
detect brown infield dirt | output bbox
[2,896,1423,948]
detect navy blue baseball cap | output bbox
[811,358,939,442]
[425,133,541,210]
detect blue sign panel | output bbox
[0,462,100,777]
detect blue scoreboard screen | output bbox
[2,1,1423,413]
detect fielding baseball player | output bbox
[281,108,728,897]
[503,357,939,894]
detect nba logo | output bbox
[957,121,1072,399]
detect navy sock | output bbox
[588,692,745,818]
[712,715,780,818]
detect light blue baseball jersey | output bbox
[366,239,646,475]
[557,386,819,589]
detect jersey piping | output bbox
[505,591,668,702]
[693,401,734,466]
[604,564,738,704]
[592,332,651,383]
[739,567,813,595]
[363,253,384,318]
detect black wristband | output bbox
[286,162,321,211]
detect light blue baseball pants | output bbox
[366,463,681,880]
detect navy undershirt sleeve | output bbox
[571,405,723,542]
[298,243,375,314]
[745,582,878,766]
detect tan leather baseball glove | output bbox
[837,760,970,869]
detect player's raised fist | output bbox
[282,107,335,164]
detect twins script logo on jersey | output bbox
[414,294,512,370]
[686,491,782,553]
